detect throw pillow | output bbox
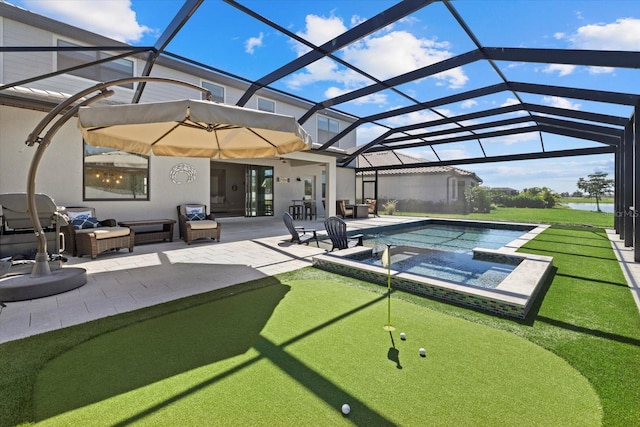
[67,210,93,220]
[71,216,100,230]
[186,212,206,221]
[185,206,204,215]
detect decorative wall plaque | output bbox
[170,163,197,184]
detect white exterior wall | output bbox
[0,106,209,223]
[356,173,475,204]
[0,10,357,228]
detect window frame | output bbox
[201,81,225,103]
[82,142,150,201]
[317,115,339,146]
[257,97,275,113]
[56,39,134,88]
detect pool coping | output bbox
[312,221,553,319]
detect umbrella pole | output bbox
[26,91,114,277]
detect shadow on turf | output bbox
[34,277,291,421]
[387,332,402,369]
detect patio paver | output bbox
[1,216,638,344]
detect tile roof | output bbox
[356,151,482,181]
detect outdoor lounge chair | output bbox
[177,204,221,244]
[61,207,134,259]
[324,216,363,251]
[337,200,353,219]
[365,199,378,217]
[283,212,318,247]
[0,193,66,275]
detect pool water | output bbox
[361,223,532,289]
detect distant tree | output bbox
[571,191,583,198]
[521,186,561,208]
[560,192,570,198]
[465,185,492,213]
[577,172,614,212]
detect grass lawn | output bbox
[0,226,638,426]
[396,206,614,228]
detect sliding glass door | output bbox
[245,165,273,217]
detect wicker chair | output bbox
[336,200,353,219]
[324,216,363,251]
[61,207,134,259]
[177,204,221,244]
[365,199,378,217]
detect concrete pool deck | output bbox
[0,216,638,343]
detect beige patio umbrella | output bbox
[77,99,312,159]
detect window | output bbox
[318,116,339,145]
[57,40,133,88]
[202,81,225,102]
[449,177,458,201]
[83,143,149,200]
[257,97,275,113]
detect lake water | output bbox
[565,203,614,213]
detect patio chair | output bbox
[177,204,221,244]
[61,207,134,259]
[283,212,318,247]
[365,199,378,217]
[324,216,363,251]
[0,193,66,274]
[337,200,353,219]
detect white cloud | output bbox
[542,63,576,76]
[356,123,389,145]
[245,32,264,54]
[588,66,614,74]
[501,98,520,107]
[542,96,581,110]
[286,14,468,94]
[567,17,640,50]
[384,108,454,127]
[324,86,388,105]
[461,100,478,109]
[21,0,152,43]
[291,14,348,56]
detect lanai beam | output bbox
[354,146,615,172]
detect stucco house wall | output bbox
[0,3,358,223]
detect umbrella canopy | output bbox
[77,99,312,159]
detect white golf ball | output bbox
[419,347,426,357]
[341,403,351,415]
[400,332,406,340]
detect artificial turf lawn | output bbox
[33,279,598,426]
[1,225,638,426]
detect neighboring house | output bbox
[355,151,482,213]
[0,2,356,225]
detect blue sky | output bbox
[12,0,640,194]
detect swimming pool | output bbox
[360,221,534,289]
[312,219,553,318]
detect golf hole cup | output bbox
[341,403,351,415]
[400,332,406,340]
[419,347,426,357]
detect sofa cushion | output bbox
[187,220,217,230]
[75,226,130,240]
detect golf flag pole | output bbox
[382,244,395,331]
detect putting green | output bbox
[34,280,601,426]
